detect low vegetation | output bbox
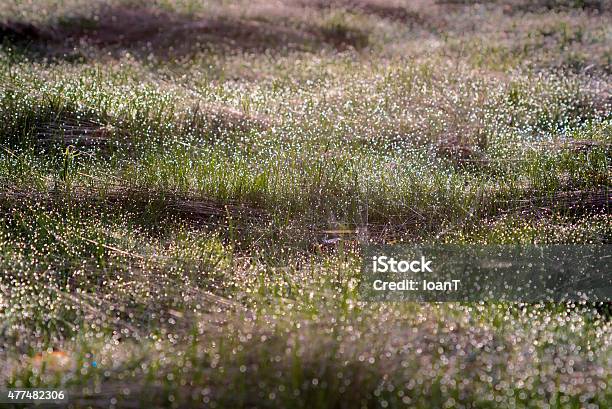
[0,0,610,408]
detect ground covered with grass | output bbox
[0,0,611,408]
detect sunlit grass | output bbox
[0,0,610,407]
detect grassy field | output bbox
[0,0,611,407]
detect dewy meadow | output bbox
[0,0,610,408]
